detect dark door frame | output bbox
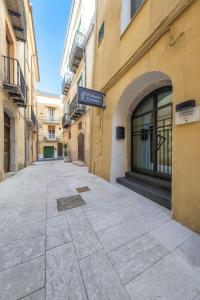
[131,86,173,181]
[4,112,11,173]
[78,133,85,162]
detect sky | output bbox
[31,0,72,95]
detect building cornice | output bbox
[101,0,196,93]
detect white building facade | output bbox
[60,0,95,165]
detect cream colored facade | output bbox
[90,0,200,233]
[60,0,95,165]
[36,91,63,160]
[0,0,40,181]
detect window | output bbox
[77,75,83,87]
[121,0,144,33]
[131,0,144,18]
[48,108,55,120]
[69,130,71,140]
[98,22,104,44]
[78,122,82,130]
[48,125,55,139]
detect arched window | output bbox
[132,87,173,179]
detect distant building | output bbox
[0,0,40,181]
[36,91,63,160]
[60,0,95,165]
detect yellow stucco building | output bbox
[90,0,200,233]
[36,91,63,160]
[0,0,39,181]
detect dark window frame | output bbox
[98,21,105,45]
[131,0,144,18]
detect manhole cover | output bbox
[57,195,86,211]
[76,186,90,193]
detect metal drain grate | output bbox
[76,186,90,193]
[57,195,86,211]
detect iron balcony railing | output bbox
[69,31,85,73]
[26,105,38,130]
[2,55,27,106]
[62,72,73,95]
[69,94,86,120]
[43,116,61,123]
[44,133,60,141]
[62,113,71,128]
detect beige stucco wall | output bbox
[0,0,39,180]
[91,0,200,233]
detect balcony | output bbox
[62,113,71,128]
[62,72,73,96]
[26,106,38,132]
[69,31,85,73]
[6,0,27,42]
[2,56,27,107]
[43,116,61,124]
[44,133,60,142]
[69,94,86,120]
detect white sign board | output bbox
[175,107,200,125]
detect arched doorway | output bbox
[4,112,11,173]
[78,133,85,161]
[131,87,172,179]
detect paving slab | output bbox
[0,256,45,300]
[108,234,168,284]
[175,234,200,274]
[150,219,194,250]
[46,215,71,250]
[126,253,200,300]
[67,208,93,240]
[74,231,102,260]
[22,288,45,300]
[80,250,130,300]
[0,235,45,271]
[89,210,124,232]
[46,243,87,300]
[0,220,46,248]
[123,208,170,240]
[97,223,133,252]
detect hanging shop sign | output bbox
[78,87,105,108]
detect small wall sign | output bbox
[175,107,200,125]
[78,87,105,108]
[116,127,125,139]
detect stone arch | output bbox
[111,71,172,182]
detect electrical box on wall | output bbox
[116,127,125,139]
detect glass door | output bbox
[132,87,172,179]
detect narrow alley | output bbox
[0,161,200,300]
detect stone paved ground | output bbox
[0,161,200,300]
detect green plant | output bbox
[64,143,68,156]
